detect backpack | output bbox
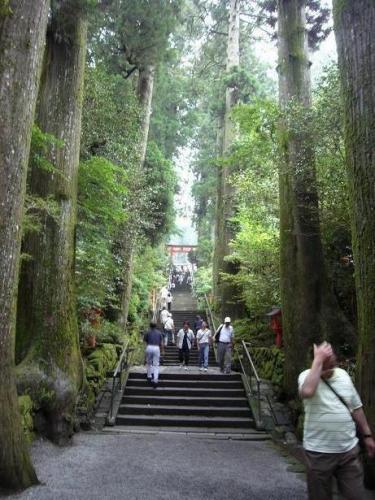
[214,324,223,343]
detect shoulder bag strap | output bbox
[321,377,352,417]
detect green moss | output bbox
[83,343,118,403]
[18,395,34,443]
[251,347,285,387]
[0,0,12,16]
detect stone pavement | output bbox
[4,433,307,500]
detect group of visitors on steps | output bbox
[143,314,234,387]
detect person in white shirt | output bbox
[166,291,173,311]
[163,313,174,346]
[160,285,168,309]
[160,306,169,326]
[215,316,234,374]
[299,341,375,500]
[176,321,195,370]
[196,321,212,371]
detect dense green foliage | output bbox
[192,57,355,339]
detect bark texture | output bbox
[0,0,49,490]
[333,0,375,426]
[212,113,225,299]
[16,4,87,444]
[213,0,243,320]
[118,65,155,329]
[278,0,354,397]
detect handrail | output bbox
[107,338,132,425]
[204,293,217,332]
[237,339,262,427]
[202,292,218,361]
[242,341,261,385]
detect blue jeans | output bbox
[198,343,209,368]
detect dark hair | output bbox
[183,321,190,327]
[150,321,157,328]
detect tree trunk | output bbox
[278,0,354,397]
[118,240,135,330]
[16,4,88,444]
[333,0,375,426]
[214,0,243,320]
[118,65,155,328]
[213,113,225,300]
[137,64,155,166]
[0,0,49,490]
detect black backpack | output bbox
[214,324,223,343]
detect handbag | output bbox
[321,377,375,490]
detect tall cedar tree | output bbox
[108,0,181,328]
[118,64,155,329]
[333,0,375,426]
[213,0,245,320]
[16,1,88,444]
[0,0,50,490]
[277,0,353,397]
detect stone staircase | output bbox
[107,293,269,439]
[161,308,215,366]
[161,344,216,366]
[114,370,267,437]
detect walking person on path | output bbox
[163,312,175,345]
[160,306,169,326]
[215,317,234,374]
[160,285,168,309]
[196,321,212,371]
[194,314,203,334]
[166,290,173,311]
[144,321,164,388]
[299,341,375,500]
[176,321,195,370]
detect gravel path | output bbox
[4,432,307,500]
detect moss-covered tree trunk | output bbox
[0,0,49,490]
[213,0,243,319]
[333,0,375,426]
[16,3,88,444]
[118,65,155,329]
[278,0,353,397]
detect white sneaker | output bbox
[184,366,188,371]
[204,368,208,372]
[199,367,204,371]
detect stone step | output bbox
[127,379,243,389]
[116,414,254,428]
[125,386,246,397]
[122,395,249,407]
[128,372,239,381]
[103,426,269,439]
[161,354,216,359]
[118,404,251,417]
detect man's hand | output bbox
[300,342,333,399]
[313,341,333,363]
[364,436,375,458]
